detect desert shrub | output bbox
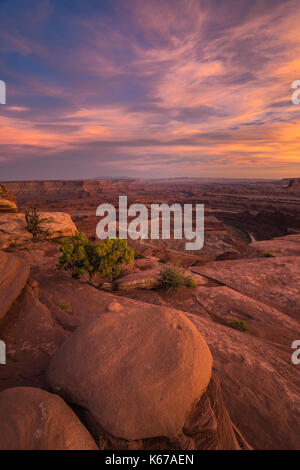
[264,251,274,258]
[159,265,197,290]
[57,301,71,311]
[99,436,108,450]
[159,257,168,264]
[57,232,93,280]
[228,320,249,332]
[134,252,146,259]
[57,233,134,283]
[93,238,134,281]
[25,207,53,241]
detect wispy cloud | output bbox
[0,0,300,179]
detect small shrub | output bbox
[57,233,134,283]
[264,252,274,258]
[25,207,53,241]
[134,252,146,259]
[159,257,168,264]
[95,238,135,281]
[159,265,197,290]
[228,320,249,332]
[57,301,71,312]
[57,232,92,280]
[99,436,108,450]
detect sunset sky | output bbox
[0,0,300,180]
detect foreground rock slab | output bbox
[0,387,98,450]
[194,256,300,318]
[47,307,213,445]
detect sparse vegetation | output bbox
[159,265,197,290]
[57,232,134,283]
[228,320,249,332]
[134,252,146,259]
[57,301,71,312]
[24,207,53,241]
[264,251,274,258]
[159,257,168,264]
[99,436,108,450]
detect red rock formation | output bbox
[0,387,98,450]
[0,184,18,213]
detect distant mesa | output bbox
[288,179,300,189]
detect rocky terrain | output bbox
[0,184,18,213]
[0,181,299,450]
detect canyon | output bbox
[0,178,299,450]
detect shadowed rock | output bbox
[0,251,30,322]
[0,387,98,450]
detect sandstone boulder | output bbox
[115,268,161,290]
[47,307,213,443]
[0,214,32,248]
[0,251,30,322]
[0,387,98,450]
[0,212,77,249]
[0,184,18,213]
[38,211,78,238]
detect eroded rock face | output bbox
[47,307,213,444]
[0,185,18,213]
[0,251,30,322]
[0,387,98,450]
[0,212,77,249]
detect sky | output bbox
[0,0,300,180]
